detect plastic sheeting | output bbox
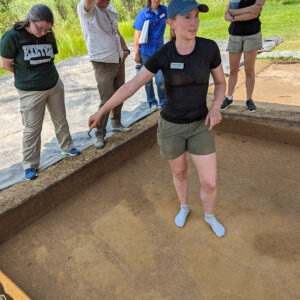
[258,51,300,59]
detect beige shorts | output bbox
[157,117,216,160]
[226,31,262,53]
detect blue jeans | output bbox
[138,53,166,108]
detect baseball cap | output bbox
[167,0,209,19]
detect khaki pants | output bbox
[18,78,74,170]
[92,61,125,138]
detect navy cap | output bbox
[167,0,209,19]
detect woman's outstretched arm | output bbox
[88,67,155,129]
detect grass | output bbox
[120,0,300,45]
[192,0,300,43]
[0,0,299,77]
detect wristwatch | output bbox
[123,49,130,54]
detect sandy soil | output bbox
[208,61,300,106]
[0,131,299,299]
[234,62,300,106]
[0,49,299,299]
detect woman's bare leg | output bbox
[168,152,189,205]
[227,52,243,97]
[169,153,190,227]
[244,50,258,99]
[190,152,225,237]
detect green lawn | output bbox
[0,0,299,77]
[121,0,300,49]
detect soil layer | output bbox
[0,131,299,299]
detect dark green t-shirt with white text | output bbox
[0,27,59,91]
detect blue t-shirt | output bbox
[133,5,167,56]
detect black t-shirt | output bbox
[229,0,261,36]
[0,27,59,91]
[144,37,221,124]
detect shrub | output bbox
[0,0,17,35]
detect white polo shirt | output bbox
[77,1,123,63]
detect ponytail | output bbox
[169,28,176,41]
[169,16,176,41]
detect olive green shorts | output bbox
[157,117,216,160]
[226,31,262,53]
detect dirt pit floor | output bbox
[235,62,300,106]
[209,61,300,107]
[0,130,299,299]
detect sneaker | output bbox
[245,98,257,112]
[220,97,233,110]
[204,215,225,237]
[175,205,190,227]
[61,148,80,156]
[25,168,38,180]
[111,125,132,133]
[150,104,158,112]
[95,136,105,149]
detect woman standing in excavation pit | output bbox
[89,0,226,237]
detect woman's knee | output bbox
[201,179,217,193]
[244,67,255,78]
[172,167,188,181]
[229,66,239,76]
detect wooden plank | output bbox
[0,271,30,300]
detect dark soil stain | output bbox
[254,232,300,262]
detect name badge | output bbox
[170,62,184,69]
[159,13,166,19]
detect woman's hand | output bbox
[123,50,130,60]
[205,106,222,131]
[134,51,141,64]
[88,111,102,129]
[224,11,234,22]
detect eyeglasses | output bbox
[33,22,52,33]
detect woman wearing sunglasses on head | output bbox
[0,4,80,181]
[89,0,226,237]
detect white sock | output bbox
[204,214,225,237]
[175,204,190,227]
[227,96,233,100]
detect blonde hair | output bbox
[169,17,176,41]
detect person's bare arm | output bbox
[225,0,231,13]
[83,0,96,12]
[134,30,141,63]
[229,0,265,17]
[232,12,260,21]
[225,0,234,22]
[205,64,226,131]
[117,30,130,60]
[0,57,14,73]
[89,67,154,129]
